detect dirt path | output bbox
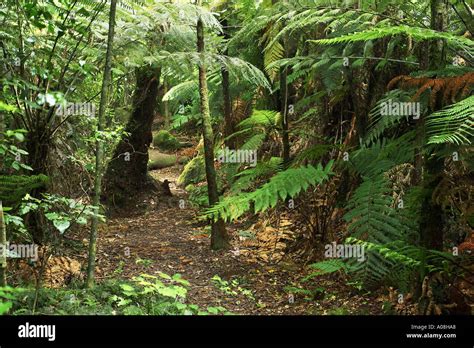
[94,164,383,315]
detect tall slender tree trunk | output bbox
[280,64,290,165]
[419,0,448,252]
[415,0,449,306]
[222,58,234,148]
[274,1,291,166]
[220,17,235,148]
[163,80,170,129]
[0,111,5,286]
[87,0,117,288]
[0,201,6,287]
[196,4,229,250]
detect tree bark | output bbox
[87,0,117,288]
[419,0,449,252]
[197,7,229,250]
[220,17,235,148]
[163,80,170,130]
[280,65,290,165]
[415,0,449,305]
[0,196,6,287]
[0,110,6,286]
[102,67,161,206]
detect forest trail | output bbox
[93,161,383,315]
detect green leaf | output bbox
[53,219,70,234]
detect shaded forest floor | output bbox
[90,160,385,315]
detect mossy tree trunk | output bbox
[102,67,161,205]
[196,5,229,250]
[87,0,117,288]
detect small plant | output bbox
[114,261,125,275]
[211,275,255,300]
[135,258,154,269]
[4,273,230,315]
[0,286,26,315]
[284,285,325,301]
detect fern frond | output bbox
[263,41,284,79]
[205,161,334,222]
[364,90,419,145]
[237,110,278,132]
[310,25,474,50]
[162,80,198,102]
[230,157,283,194]
[0,175,49,206]
[426,96,474,145]
[303,259,348,281]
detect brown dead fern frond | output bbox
[387,72,474,109]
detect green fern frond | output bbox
[347,237,421,268]
[293,144,335,165]
[241,133,266,151]
[264,41,284,79]
[205,161,334,222]
[303,259,348,282]
[158,52,270,90]
[364,90,420,146]
[0,175,49,206]
[427,96,474,145]
[230,157,283,194]
[162,80,198,102]
[344,176,409,243]
[310,25,474,50]
[237,109,278,129]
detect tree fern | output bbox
[342,137,420,287]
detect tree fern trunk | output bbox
[102,67,161,205]
[197,4,229,250]
[87,0,117,288]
